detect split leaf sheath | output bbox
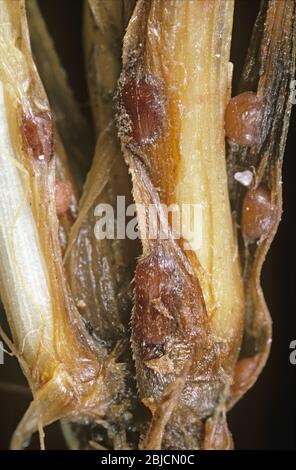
[116,0,244,450]
[0,0,120,449]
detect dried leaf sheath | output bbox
[84,0,136,135]
[26,0,94,182]
[66,125,137,348]
[68,1,138,343]
[226,0,296,406]
[63,0,141,449]
[54,133,79,253]
[26,1,85,252]
[116,0,243,449]
[0,0,117,449]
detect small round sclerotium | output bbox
[241,185,275,241]
[21,111,54,162]
[225,91,264,146]
[55,181,73,215]
[121,75,165,145]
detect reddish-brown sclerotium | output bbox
[203,417,233,450]
[241,185,275,241]
[225,91,263,146]
[55,181,73,215]
[121,76,165,145]
[21,111,53,162]
[133,244,207,363]
[231,355,260,397]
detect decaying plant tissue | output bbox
[0,0,295,451]
[0,0,129,450]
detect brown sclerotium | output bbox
[21,111,54,162]
[134,245,227,449]
[203,417,233,450]
[133,244,207,364]
[225,91,264,146]
[121,75,165,145]
[231,355,260,397]
[241,185,275,242]
[55,181,73,216]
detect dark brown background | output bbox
[0,0,295,450]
